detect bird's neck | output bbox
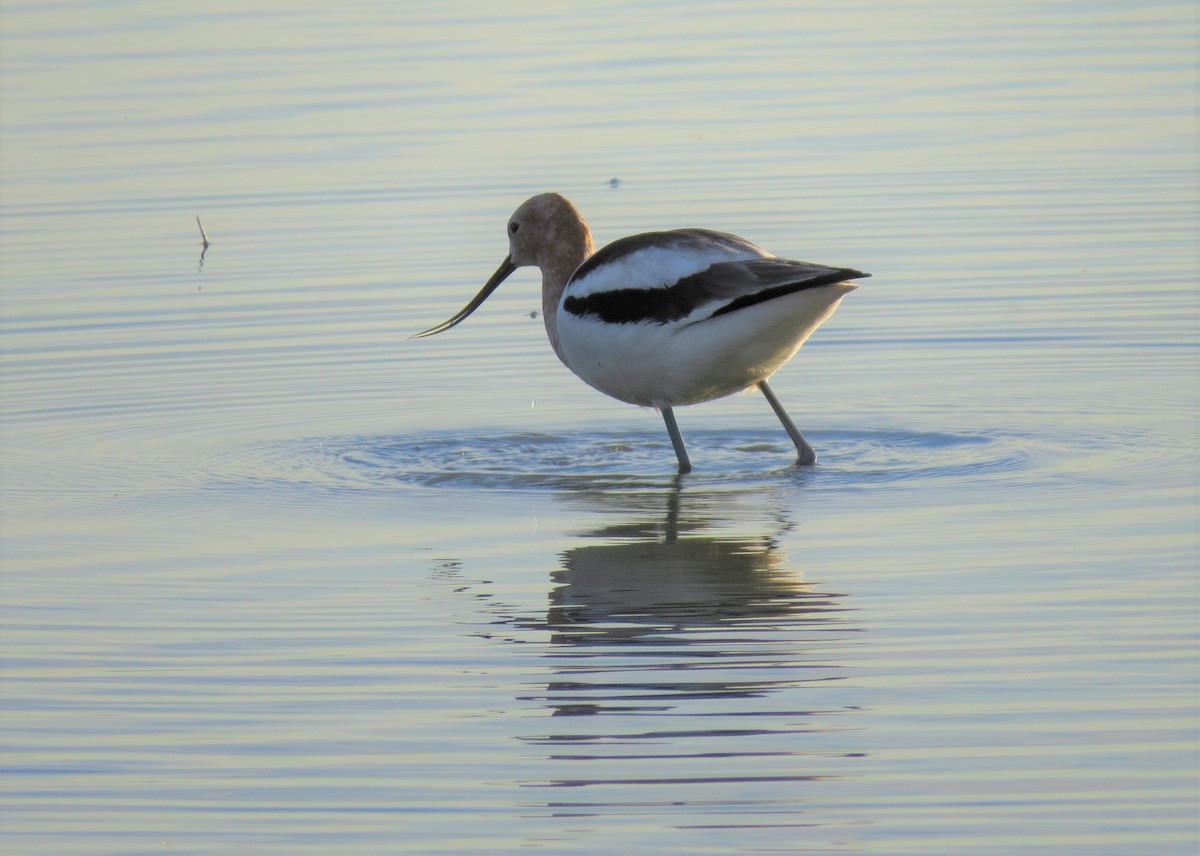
[540,241,593,366]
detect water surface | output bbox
[2,1,1195,853]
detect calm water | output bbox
[2,1,1196,853]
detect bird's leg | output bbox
[759,380,816,465]
[659,405,693,474]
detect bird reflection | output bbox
[509,481,855,721]
[435,477,865,814]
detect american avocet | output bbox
[413,193,867,473]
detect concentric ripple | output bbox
[201,426,1032,495]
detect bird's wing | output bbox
[563,229,868,326]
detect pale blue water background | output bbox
[1,1,1196,853]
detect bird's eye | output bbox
[508,222,520,235]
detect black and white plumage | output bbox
[412,193,868,472]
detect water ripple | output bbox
[204,427,1025,495]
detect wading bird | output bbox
[412,193,867,473]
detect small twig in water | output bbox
[196,216,210,248]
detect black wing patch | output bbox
[708,266,869,318]
[563,259,869,325]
